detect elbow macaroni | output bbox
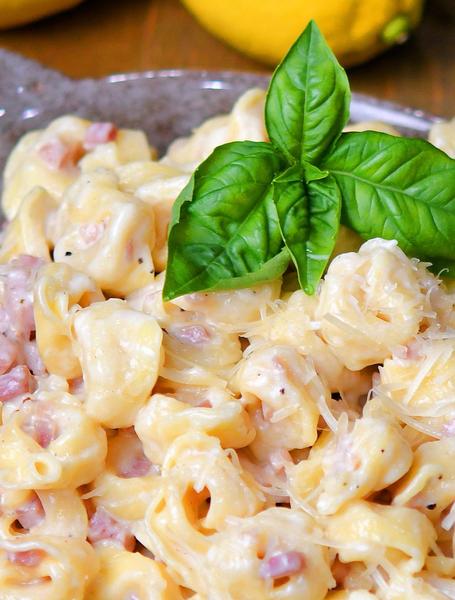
[0,94,453,597]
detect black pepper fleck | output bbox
[279,388,285,395]
[65,251,72,256]
[138,258,143,264]
[426,503,436,510]
[380,449,385,453]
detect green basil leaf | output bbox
[323,131,455,261]
[163,141,287,301]
[206,248,290,291]
[265,20,350,166]
[303,161,329,183]
[274,170,341,294]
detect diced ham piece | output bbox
[0,335,17,375]
[1,255,44,341]
[395,340,422,361]
[13,256,43,271]
[197,400,212,408]
[173,325,210,344]
[261,403,274,422]
[125,239,135,261]
[443,420,455,436]
[88,507,135,551]
[117,451,151,479]
[22,341,46,376]
[7,549,44,567]
[78,222,106,247]
[272,356,287,374]
[68,376,84,394]
[116,430,152,479]
[0,307,10,336]
[37,138,81,170]
[269,449,292,474]
[84,122,118,150]
[0,365,34,402]
[16,494,45,530]
[22,413,58,449]
[259,551,306,579]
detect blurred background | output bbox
[0,0,453,116]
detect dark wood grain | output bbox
[0,0,453,117]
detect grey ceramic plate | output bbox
[0,48,442,174]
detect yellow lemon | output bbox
[181,0,425,67]
[0,0,82,29]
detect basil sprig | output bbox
[163,21,455,302]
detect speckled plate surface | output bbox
[0,48,442,173]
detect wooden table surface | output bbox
[0,0,453,118]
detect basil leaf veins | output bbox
[323,131,455,261]
[274,169,342,294]
[265,20,350,165]
[163,141,287,301]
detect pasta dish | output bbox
[0,88,454,599]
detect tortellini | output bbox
[136,392,255,464]
[116,160,190,272]
[324,500,436,573]
[145,501,333,599]
[34,262,104,378]
[0,398,107,489]
[377,337,455,435]
[163,88,267,172]
[52,170,156,296]
[90,428,159,521]
[71,298,163,428]
[244,289,346,391]
[393,436,455,520]
[0,535,98,600]
[2,116,88,221]
[231,345,325,459]
[86,545,182,600]
[316,239,428,370]
[0,187,56,263]
[173,280,282,327]
[288,416,412,515]
[152,431,265,532]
